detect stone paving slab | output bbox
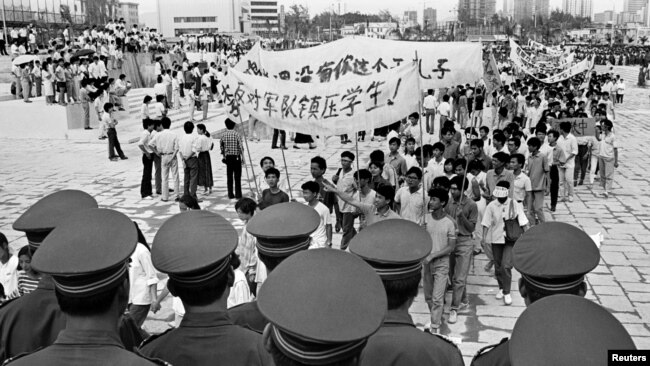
[1,80,650,362]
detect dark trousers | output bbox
[154,155,162,194]
[550,165,559,208]
[107,128,125,159]
[141,154,153,198]
[574,145,589,184]
[225,155,242,198]
[183,157,199,199]
[340,212,357,250]
[128,304,150,329]
[492,241,514,294]
[0,40,7,55]
[272,129,286,148]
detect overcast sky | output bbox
[138,0,623,21]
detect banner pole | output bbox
[279,146,294,200]
[354,135,361,201]
[236,109,261,199]
[415,52,427,218]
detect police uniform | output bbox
[4,208,165,366]
[0,191,97,362]
[258,249,387,365]
[138,210,272,366]
[349,219,465,366]
[471,222,600,366]
[228,202,320,333]
[509,295,636,366]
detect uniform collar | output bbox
[382,309,415,327]
[179,311,232,328]
[55,329,123,348]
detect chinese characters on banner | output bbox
[510,39,594,84]
[221,62,421,135]
[551,118,597,137]
[234,37,482,89]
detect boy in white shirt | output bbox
[302,181,332,248]
[102,102,127,161]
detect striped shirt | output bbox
[17,271,40,296]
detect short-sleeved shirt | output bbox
[220,130,243,156]
[138,130,153,154]
[387,153,408,177]
[357,203,402,227]
[336,169,357,213]
[258,189,289,210]
[481,198,529,244]
[308,202,332,249]
[425,214,457,261]
[150,129,178,154]
[444,197,478,236]
[526,152,548,190]
[485,169,515,201]
[128,243,158,305]
[558,133,578,168]
[443,140,460,160]
[598,133,618,159]
[395,186,427,226]
[512,172,532,202]
[357,189,377,229]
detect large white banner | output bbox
[234,37,482,89]
[510,39,593,84]
[220,62,421,135]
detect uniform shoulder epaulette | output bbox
[473,337,509,358]
[0,297,20,311]
[137,327,174,350]
[1,348,42,365]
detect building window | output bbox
[251,8,277,13]
[174,16,217,23]
[251,15,277,20]
[174,28,219,36]
[251,1,277,6]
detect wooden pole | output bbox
[415,51,427,216]
[279,146,294,200]
[236,110,261,199]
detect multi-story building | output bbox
[503,0,515,18]
[458,0,496,25]
[145,0,251,37]
[250,0,279,36]
[0,0,89,27]
[117,1,139,28]
[624,0,648,13]
[513,0,549,22]
[404,10,418,25]
[562,0,593,19]
[423,7,437,28]
[593,10,616,24]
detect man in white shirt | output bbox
[395,167,428,226]
[128,239,158,328]
[88,56,106,81]
[423,89,438,134]
[510,154,532,209]
[138,119,156,199]
[149,118,180,202]
[178,121,200,201]
[302,181,332,248]
[437,94,452,125]
[557,121,578,202]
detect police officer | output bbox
[4,208,166,365]
[509,295,636,366]
[138,211,272,365]
[228,202,320,333]
[0,190,98,362]
[471,222,601,365]
[349,219,464,366]
[258,249,387,366]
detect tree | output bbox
[85,0,119,25]
[284,5,311,40]
[640,36,649,45]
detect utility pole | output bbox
[1,2,7,46]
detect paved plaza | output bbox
[2,77,650,363]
